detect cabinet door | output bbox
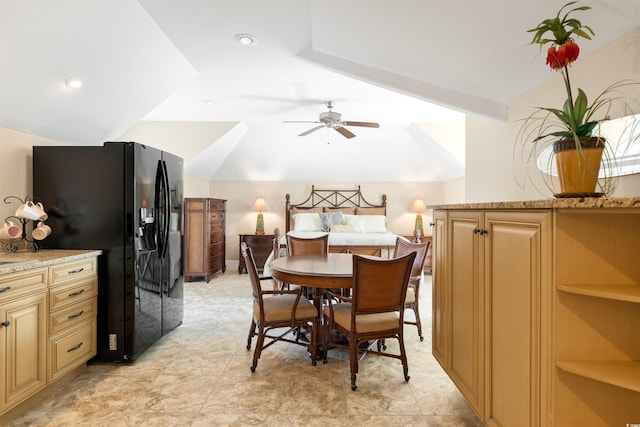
[432,210,447,366]
[483,211,550,427]
[447,210,484,417]
[1,291,47,411]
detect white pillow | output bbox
[344,214,365,233]
[292,213,322,231]
[345,214,387,233]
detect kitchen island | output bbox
[431,197,640,427]
[0,249,101,424]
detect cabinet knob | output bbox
[1,321,10,327]
[429,222,434,227]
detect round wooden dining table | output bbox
[268,253,354,292]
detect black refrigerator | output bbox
[33,141,184,362]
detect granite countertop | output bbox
[0,249,102,275]
[429,197,640,210]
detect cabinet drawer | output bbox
[210,222,224,234]
[50,258,97,287]
[49,298,97,335]
[49,320,96,381]
[49,277,97,311]
[0,267,48,301]
[242,235,273,248]
[209,244,224,257]
[209,255,224,268]
[208,200,226,211]
[209,211,225,223]
[210,233,224,245]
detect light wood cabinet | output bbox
[47,258,98,382]
[0,267,48,413]
[483,211,551,427]
[434,203,640,426]
[0,251,99,422]
[184,198,226,282]
[433,208,551,426]
[431,210,447,366]
[552,209,640,426]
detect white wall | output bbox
[0,127,63,221]
[466,28,640,202]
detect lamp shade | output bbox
[411,198,427,213]
[252,196,269,212]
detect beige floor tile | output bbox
[6,272,483,427]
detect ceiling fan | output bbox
[283,101,379,139]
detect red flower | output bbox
[546,47,561,70]
[545,40,580,72]
[564,39,580,64]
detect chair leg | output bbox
[246,319,256,350]
[413,302,423,341]
[322,317,330,364]
[350,338,358,391]
[398,334,410,382]
[309,318,318,366]
[251,325,266,372]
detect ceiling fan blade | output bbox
[342,121,380,128]
[299,125,324,136]
[335,126,356,139]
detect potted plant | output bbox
[518,1,640,197]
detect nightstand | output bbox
[402,234,433,272]
[238,234,275,274]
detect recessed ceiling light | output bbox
[201,99,216,105]
[233,33,257,46]
[65,76,83,89]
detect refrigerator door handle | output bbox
[156,160,171,259]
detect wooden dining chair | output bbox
[393,236,431,341]
[286,233,329,256]
[285,232,330,291]
[322,252,416,391]
[242,243,319,371]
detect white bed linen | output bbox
[262,230,400,276]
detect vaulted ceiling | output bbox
[2,0,639,182]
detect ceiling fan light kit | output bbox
[284,101,379,139]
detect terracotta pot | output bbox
[553,136,605,196]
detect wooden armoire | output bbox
[183,198,226,282]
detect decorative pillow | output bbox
[330,224,358,233]
[344,214,365,233]
[358,215,387,233]
[355,206,386,215]
[292,213,322,231]
[319,212,342,232]
[345,214,387,233]
[291,207,322,215]
[324,207,356,216]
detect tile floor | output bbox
[8,272,483,427]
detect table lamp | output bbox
[252,196,269,235]
[411,197,427,237]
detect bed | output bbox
[262,186,400,274]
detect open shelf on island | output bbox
[557,284,640,304]
[556,360,640,393]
